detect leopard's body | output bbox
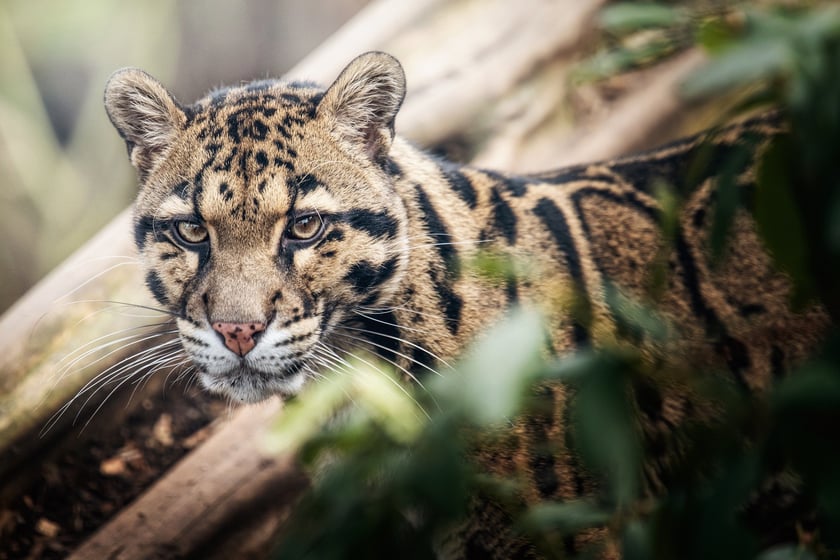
[104,52,827,558]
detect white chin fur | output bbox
[197,368,307,403]
[177,317,312,402]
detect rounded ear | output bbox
[104,68,186,180]
[317,52,406,163]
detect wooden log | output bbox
[507,50,708,172]
[0,208,156,488]
[63,2,718,558]
[392,0,608,149]
[67,399,307,560]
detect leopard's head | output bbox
[104,52,409,402]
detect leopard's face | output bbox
[105,53,408,402]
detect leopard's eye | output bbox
[287,213,324,241]
[173,220,209,245]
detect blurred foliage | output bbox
[267,2,840,559]
[0,0,366,313]
[0,0,179,311]
[593,0,840,318]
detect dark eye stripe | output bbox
[144,270,169,306]
[343,257,400,295]
[134,216,170,250]
[338,209,399,239]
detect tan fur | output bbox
[105,52,828,557]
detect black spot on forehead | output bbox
[279,92,303,104]
[292,174,323,195]
[182,82,324,201]
[189,80,324,121]
[219,182,233,201]
[187,87,323,168]
[253,120,269,139]
[226,109,274,143]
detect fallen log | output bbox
[0,208,155,492]
[67,399,306,560]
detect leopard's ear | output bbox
[104,68,186,181]
[318,52,406,163]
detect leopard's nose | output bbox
[212,321,266,356]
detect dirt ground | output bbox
[0,385,226,559]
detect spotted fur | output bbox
[105,52,828,558]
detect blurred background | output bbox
[0,0,369,313]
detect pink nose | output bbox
[212,321,266,356]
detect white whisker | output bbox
[330,329,437,382]
[52,328,178,389]
[73,339,182,417]
[42,336,181,435]
[317,339,429,419]
[352,309,438,337]
[407,239,491,251]
[338,323,451,373]
[355,303,453,325]
[52,260,142,304]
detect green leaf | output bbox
[569,355,641,506]
[520,500,611,534]
[599,3,683,34]
[351,363,427,444]
[544,352,613,394]
[604,281,669,344]
[709,136,756,264]
[622,520,653,560]
[756,544,817,560]
[696,18,739,54]
[754,135,815,306]
[772,362,840,412]
[648,178,681,298]
[681,39,792,100]
[573,48,646,82]
[439,307,546,425]
[468,249,535,288]
[574,40,676,82]
[264,373,352,454]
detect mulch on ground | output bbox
[0,385,226,560]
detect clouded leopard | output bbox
[104,52,827,557]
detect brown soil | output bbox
[0,385,226,560]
